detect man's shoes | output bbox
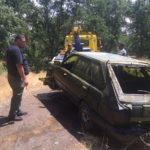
[8,115,23,121]
[17,111,28,116]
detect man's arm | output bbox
[16,64,29,87]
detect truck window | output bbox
[80,40,89,47]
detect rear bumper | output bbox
[91,110,150,143]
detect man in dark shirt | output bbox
[6,34,29,121]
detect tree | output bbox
[128,0,150,57]
[0,0,149,71]
[76,0,128,51]
[0,1,27,58]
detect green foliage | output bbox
[0,0,149,73]
[0,2,27,58]
[128,0,150,57]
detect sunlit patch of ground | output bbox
[27,71,46,90]
[0,71,46,103]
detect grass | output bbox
[0,61,7,75]
[0,68,46,103]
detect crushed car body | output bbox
[43,52,150,143]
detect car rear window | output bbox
[112,65,150,94]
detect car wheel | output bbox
[79,102,93,131]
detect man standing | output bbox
[6,35,29,121]
[64,43,73,59]
[117,43,127,56]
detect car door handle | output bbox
[63,73,67,76]
[82,85,87,90]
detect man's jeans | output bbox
[8,74,24,118]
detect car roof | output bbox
[76,52,150,65]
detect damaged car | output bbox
[44,52,150,144]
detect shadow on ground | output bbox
[36,90,150,150]
[36,90,82,137]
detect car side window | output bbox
[90,62,105,90]
[62,55,79,71]
[72,58,105,90]
[72,58,91,82]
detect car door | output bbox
[56,55,90,105]
[54,55,79,93]
[66,57,91,105]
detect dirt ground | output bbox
[0,73,150,150]
[0,86,150,150]
[0,85,86,150]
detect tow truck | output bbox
[52,26,99,63]
[63,26,99,52]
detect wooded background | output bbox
[0,0,149,71]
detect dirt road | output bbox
[0,85,149,150]
[0,85,87,150]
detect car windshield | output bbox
[112,65,150,94]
